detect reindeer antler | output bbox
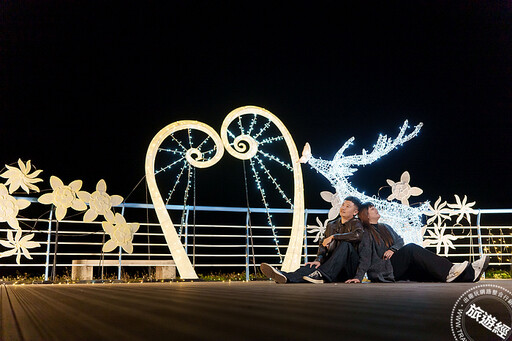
[334,120,423,166]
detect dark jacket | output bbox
[354,223,404,282]
[314,217,364,264]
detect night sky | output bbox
[1,1,511,211]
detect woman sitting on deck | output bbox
[345,202,490,284]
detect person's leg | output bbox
[391,243,453,282]
[316,241,359,282]
[334,245,360,282]
[282,265,317,283]
[453,264,475,282]
[260,263,316,283]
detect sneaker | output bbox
[260,263,287,284]
[446,261,468,282]
[303,270,324,284]
[472,255,490,282]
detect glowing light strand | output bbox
[237,116,245,135]
[247,114,257,135]
[253,119,272,140]
[155,156,186,175]
[196,135,211,150]
[170,133,188,152]
[257,150,293,171]
[248,157,283,261]
[259,136,285,145]
[165,160,188,205]
[179,163,193,237]
[254,155,293,208]
[158,148,185,155]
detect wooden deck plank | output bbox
[1,280,511,340]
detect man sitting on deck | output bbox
[261,196,364,284]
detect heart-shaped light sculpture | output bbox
[146,106,305,279]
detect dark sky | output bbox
[1,1,511,210]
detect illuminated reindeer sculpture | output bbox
[300,120,428,244]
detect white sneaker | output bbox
[472,255,490,282]
[446,261,468,282]
[303,270,325,284]
[260,263,287,284]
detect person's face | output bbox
[368,205,381,223]
[340,200,358,221]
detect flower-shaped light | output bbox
[424,196,451,225]
[101,213,139,254]
[0,184,30,229]
[320,191,342,220]
[78,179,123,222]
[447,194,477,225]
[307,216,328,242]
[0,159,43,194]
[38,176,87,221]
[422,222,459,256]
[0,229,40,264]
[386,171,423,206]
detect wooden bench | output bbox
[71,259,176,280]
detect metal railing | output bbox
[1,198,511,280]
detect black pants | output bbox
[390,243,474,282]
[282,241,359,283]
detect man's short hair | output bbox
[344,196,362,210]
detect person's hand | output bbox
[345,278,361,284]
[322,236,334,247]
[305,261,321,269]
[383,250,395,260]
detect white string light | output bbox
[257,150,293,171]
[248,157,283,261]
[254,155,293,207]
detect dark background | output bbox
[1,1,511,211]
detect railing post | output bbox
[118,205,127,281]
[476,209,485,279]
[44,208,54,281]
[184,207,190,254]
[303,209,309,264]
[245,210,250,282]
[476,210,484,259]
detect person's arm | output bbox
[385,224,404,251]
[314,221,334,263]
[332,219,363,242]
[353,229,372,282]
[314,244,327,264]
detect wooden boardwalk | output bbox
[1,280,511,340]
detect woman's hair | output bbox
[359,202,394,248]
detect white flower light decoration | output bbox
[447,194,477,225]
[422,222,459,256]
[38,176,87,221]
[424,196,451,225]
[0,184,30,229]
[101,213,139,254]
[320,191,342,220]
[0,229,40,264]
[78,179,123,222]
[386,171,423,206]
[307,216,328,242]
[0,159,43,194]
